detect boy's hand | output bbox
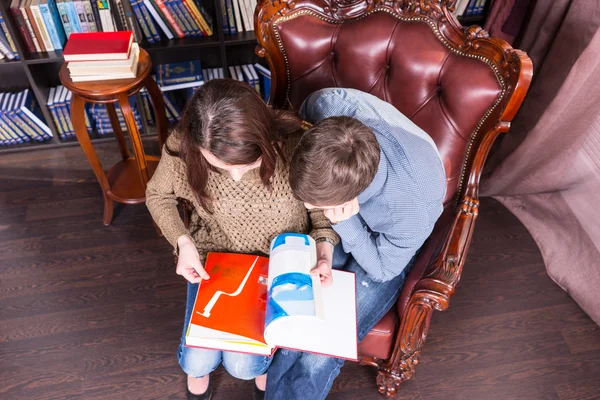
[176,235,210,283]
[312,241,334,288]
[323,198,360,224]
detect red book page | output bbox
[190,253,269,344]
[63,31,133,60]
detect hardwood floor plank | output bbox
[555,379,600,400]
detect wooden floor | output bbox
[1,142,600,400]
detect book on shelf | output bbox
[253,63,270,102]
[0,90,52,146]
[185,233,358,360]
[0,12,19,59]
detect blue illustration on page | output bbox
[265,272,315,327]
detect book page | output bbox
[264,269,358,361]
[264,234,323,331]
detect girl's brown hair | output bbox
[167,78,302,211]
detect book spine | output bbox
[185,0,211,36]
[219,0,228,34]
[73,0,89,32]
[0,115,23,143]
[142,0,173,39]
[179,0,201,35]
[464,0,476,16]
[230,0,242,33]
[165,0,189,36]
[113,0,128,31]
[0,15,18,55]
[9,7,35,53]
[82,0,98,32]
[39,2,62,49]
[138,0,160,41]
[2,109,29,141]
[173,0,195,36]
[55,99,71,135]
[130,0,154,43]
[66,0,82,32]
[153,0,184,38]
[97,0,115,31]
[55,1,74,38]
[22,6,43,51]
[48,103,65,139]
[0,34,16,60]
[140,92,155,124]
[63,99,75,133]
[121,0,143,41]
[89,0,102,31]
[14,109,45,140]
[31,4,54,51]
[225,0,236,34]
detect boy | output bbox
[266,88,447,400]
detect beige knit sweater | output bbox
[146,131,339,263]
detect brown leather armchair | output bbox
[255,0,533,397]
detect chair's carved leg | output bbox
[376,294,441,398]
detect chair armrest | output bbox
[377,196,479,395]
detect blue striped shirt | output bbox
[300,88,446,282]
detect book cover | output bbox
[120,0,143,41]
[0,29,16,60]
[224,0,235,34]
[170,0,195,36]
[0,14,18,55]
[9,0,36,52]
[73,0,89,32]
[31,0,55,50]
[142,0,173,39]
[22,0,44,51]
[184,0,210,36]
[164,0,189,36]
[55,0,73,38]
[39,0,63,49]
[63,31,133,61]
[152,0,184,38]
[230,0,242,33]
[65,0,82,32]
[180,0,203,36]
[186,233,358,360]
[81,0,98,32]
[137,0,160,42]
[130,0,153,43]
[157,60,202,86]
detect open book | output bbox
[185,233,358,361]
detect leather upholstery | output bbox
[276,11,503,204]
[357,308,397,360]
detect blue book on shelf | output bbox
[12,92,46,141]
[219,0,229,34]
[464,0,477,16]
[224,0,236,35]
[138,0,161,42]
[157,60,203,86]
[53,87,72,137]
[47,87,67,139]
[0,14,18,59]
[2,94,28,142]
[174,0,200,36]
[0,16,18,60]
[46,0,67,48]
[55,0,74,38]
[66,0,83,32]
[130,0,155,44]
[18,89,52,140]
[254,63,271,103]
[165,0,191,36]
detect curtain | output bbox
[481,0,600,325]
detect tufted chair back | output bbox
[256,0,532,205]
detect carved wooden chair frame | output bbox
[254,0,533,397]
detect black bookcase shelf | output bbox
[0,0,263,154]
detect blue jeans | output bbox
[178,282,272,380]
[265,245,413,400]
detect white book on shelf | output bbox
[237,0,250,32]
[234,65,245,82]
[232,0,244,32]
[218,68,224,78]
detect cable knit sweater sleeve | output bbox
[145,144,192,251]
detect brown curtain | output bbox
[481,0,600,325]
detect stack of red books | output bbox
[63,31,139,83]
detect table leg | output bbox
[143,76,168,149]
[70,94,114,226]
[118,92,149,186]
[107,102,130,160]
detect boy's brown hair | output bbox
[290,116,380,206]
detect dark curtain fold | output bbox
[481,0,600,325]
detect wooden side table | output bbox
[59,49,168,226]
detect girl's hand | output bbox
[176,235,210,283]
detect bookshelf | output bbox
[0,0,264,154]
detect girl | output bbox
[146,79,337,400]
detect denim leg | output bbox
[222,351,273,380]
[177,282,223,378]
[266,247,414,400]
